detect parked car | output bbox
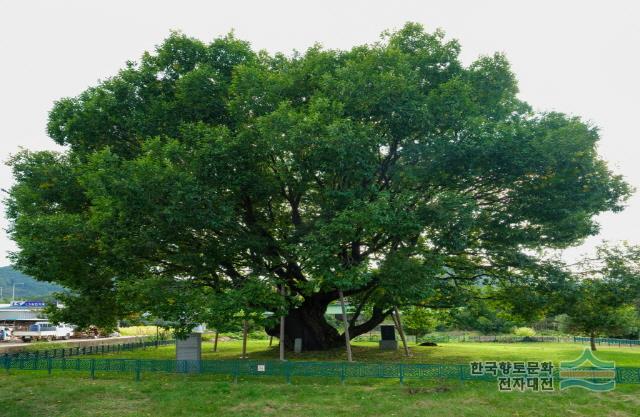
[13,322,74,342]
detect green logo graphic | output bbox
[559,348,616,391]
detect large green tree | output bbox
[562,244,640,350]
[6,23,630,349]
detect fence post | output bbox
[340,362,346,385]
[135,360,141,382]
[90,359,96,379]
[47,357,52,375]
[233,361,239,384]
[285,361,292,384]
[4,354,10,374]
[399,363,404,385]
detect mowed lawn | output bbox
[2,340,640,417]
[92,339,640,367]
[2,371,640,417]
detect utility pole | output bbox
[12,283,24,303]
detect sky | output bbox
[0,0,639,266]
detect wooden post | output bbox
[393,307,411,357]
[390,311,402,343]
[279,285,286,361]
[269,336,273,347]
[338,289,353,362]
[213,330,219,352]
[241,320,248,359]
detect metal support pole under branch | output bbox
[339,289,353,362]
[279,285,286,361]
[241,319,248,359]
[393,307,411,357]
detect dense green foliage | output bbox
[400,306,438,336]
[6,23,630,348]
[447,298,524,334]
[562,245,640,349]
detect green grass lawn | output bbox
[2,371,640,417]
[91,339,640,367]
[3,340,640,416]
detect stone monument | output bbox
[176,324,205,372]
[379,324,398,350]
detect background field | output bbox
[93,339,640,367]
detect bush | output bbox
[219,330,270,340]
[118,326,171,338]
[513,327,536,337]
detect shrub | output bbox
[513,327,536,337]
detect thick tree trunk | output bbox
[265,292,391,351]
[266,293,342,350]
[590,333,597,351]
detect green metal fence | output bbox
[2,338,175,361]
[410,335,640,347]
[572,336,640,347]
[4,356,640,385]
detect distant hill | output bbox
[0,266,64,302]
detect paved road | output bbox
[0,335,146,353]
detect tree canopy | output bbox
[561,244,640,350]
[6,23,631,348]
